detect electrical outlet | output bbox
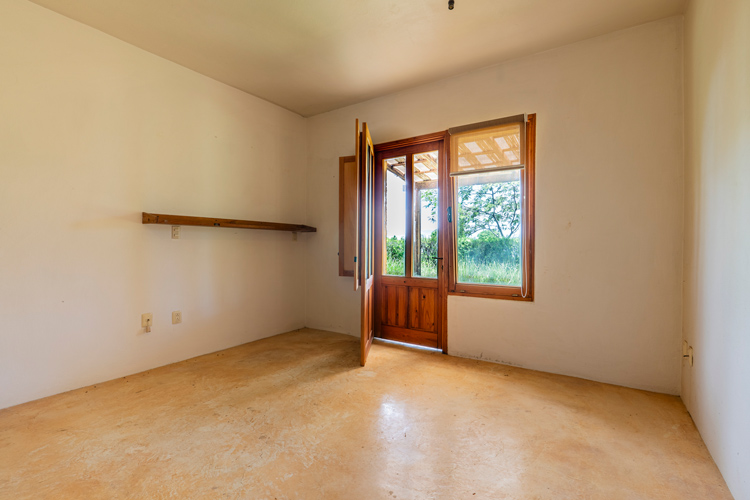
[171,226,181,239]
[172,311,182,324]
[141,313,153,332]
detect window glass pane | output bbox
[456,169,522,286]
[453,122,522,174]
[384,156,406,276]
[413,151,439,278]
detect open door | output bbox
[357,121,376,366]
[373,137,446,351]
[353,119,361,291]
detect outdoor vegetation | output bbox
[386,179,522,285]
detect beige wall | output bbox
[4,1,747,491]
[0,1,308,409]
[306,17,685,394]
[682,0,750,498]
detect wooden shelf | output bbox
[142,213,316,233]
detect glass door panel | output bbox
[412,151,439,278]
[384,156,407,276]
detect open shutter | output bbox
[359,122,376,365]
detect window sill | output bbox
[448,286,533,301]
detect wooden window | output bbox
[447,114,535,300]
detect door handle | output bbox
[429,256,443,260]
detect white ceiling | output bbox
[28,0,685,116]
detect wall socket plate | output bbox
[141,313,153,329]
[172,311,182,324]
[171,226,181,239]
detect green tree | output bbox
[422,181,521,238]
[419,181,522,285]
[457,182,520,238]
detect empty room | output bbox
[1,0,748,498]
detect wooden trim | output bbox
[523,114,536,300]
[446,133,456,294]
[339,155,356,277]
[437,137,449,353]
[375,131,448,152]
[373,148,389,340]
[379,325,438,349]
[380,276,439,288]
[446,113,536,301]
[449,164,524,178]
[405,152,414,278]
[449,286,531,301]
[448,114,526,136]
[142,213,316,232]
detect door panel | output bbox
[408,287,437,332]
[359,122,376,366]
[379,325,438,349]
[381,285,408,328]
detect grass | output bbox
[385,257,406,277]
[385,256,439,278]
[458,259,521,286]
[385,257,521,286]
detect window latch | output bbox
[447,207,452,223]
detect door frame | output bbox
[374,131,449,353]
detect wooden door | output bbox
[374,137,447,351]
[357,122,376,366]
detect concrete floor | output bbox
[0,329,732,499]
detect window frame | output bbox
[446,114,536,301]
[376,139,446,280]
[338,155,357,277]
